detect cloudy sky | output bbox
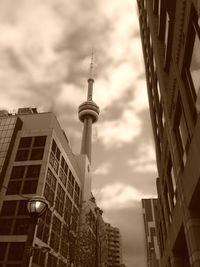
[0,0,158,266]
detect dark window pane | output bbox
[0,242,7,260]
[32,248,40,264]
[36,222,44,240]
[61,157,65,168]
[64,164,68,175]
[17,200,29,215]
[15,150,29,161]
[43,226,49,243]
[0,219,13,234]
[6,181,21,195]
[39,251,46,266]
[8,242,25,260]
[13,218,30,234]
[56,148,60,161]
[45,209,52,225]
[1,201,17,216]
[10,166,25,179]
[26,165,41,178]
[51,140,56,154]
[19,137,32,148]
[33,136,46,147]
[47,253,58,267]
[22,180,38,194]
[30,149,44,160]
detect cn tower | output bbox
[78,55,100,163]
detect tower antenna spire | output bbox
[89,49,94,80]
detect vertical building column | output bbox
[185,217,200,267]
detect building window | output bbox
[0,218,13,234]
[74,182,80,207]
[6,165,40,195]
[44,168,57,206]
[15,136,46,162]
[0,242,7,260]
[164,11,170,68]
[59,156,68,187]
[164,184,172,224]
[167,156,177,206]
[49,152,59,174]
[174,99,190,167]
[71,206,79,232]
[55,183,65,216]
[10,166,25,179]
[183,8,200,116]
[6,181,22,195]
[17,200,29,215]
[15,149,29,161]
[36,209,52,244]
[33,136,46,147]
[51,139,61,162]
[50,215,61,252]
[32,249,46,267]
[67,170,74,197]
[7,242,25,260]
[47,253,58,267]
[30,148,44,160]
[13,218,30,234]
[60,224,69,258]
[19,137,32,148]
[189,17,200,112]
[26,165,41,178]
[0,201,17,216]
[64,196,72,226]
[22,180,38,194]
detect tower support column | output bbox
[81,117,93,162]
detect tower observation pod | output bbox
[78,54,100,163]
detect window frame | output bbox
[182,7,200,119]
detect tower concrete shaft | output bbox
[78,77,99,163]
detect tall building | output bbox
[78,54,100,163]
[142,198,160,267]
[0,59,101,266]
[0,108,84,267]
[105,223,123,267]
[137,0,200,266]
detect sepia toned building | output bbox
[137,0,200,266]
[142,198,160,267]
[105,223,123,267]
[0,108,87,267]
[0,58,102,266]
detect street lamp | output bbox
[21,196,49,267]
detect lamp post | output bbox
[21,196,49,267]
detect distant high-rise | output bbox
[138,0,200,266]
[105,222,123,267]
[142,198,160,267]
